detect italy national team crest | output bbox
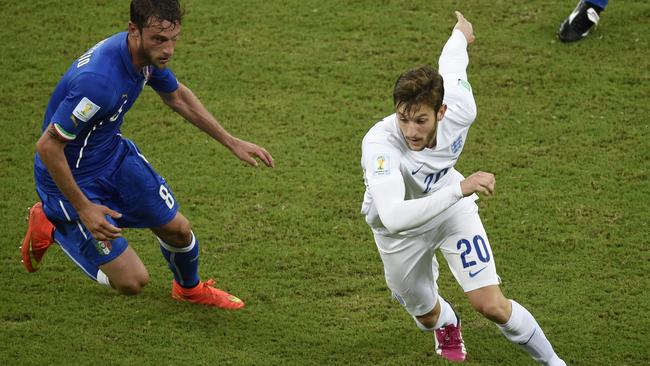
[372,153,390,176]
[94,240,112,256]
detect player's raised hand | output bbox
[454,11,475,44]
[460,171,495,197]
[77,202,123,241]
[230,137,275,167]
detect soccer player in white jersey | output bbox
[360,12,567,365]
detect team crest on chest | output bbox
[451,135,464,154]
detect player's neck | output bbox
[127,34,149,71]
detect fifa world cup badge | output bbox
[373,154,390,176]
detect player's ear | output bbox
[128,21,140,39]
[437,104,448,121]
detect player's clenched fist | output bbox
[454,11,475,44]
[460,171,495,197]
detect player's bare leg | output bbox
[152,212,245,310]
[465,285,511,323]
[99,246,149,295]
[466,285,566,366]
[152,211,193,247]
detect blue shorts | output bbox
[35,137,179,266]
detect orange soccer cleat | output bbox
[172,279,245,310]
[21,202,55,272]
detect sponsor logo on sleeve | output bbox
[458,79,472,92]
[372,153,391,176]
[72,97,101,122]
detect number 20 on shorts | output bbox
[457,235,491,268]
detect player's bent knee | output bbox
[114,272,149,296]
[115,280,147,296]
[156,214,193,245]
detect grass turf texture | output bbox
[1,1,648,365]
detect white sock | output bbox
[434,296,458,329]
[96,269,111,287]
[413,296,458,332]
[497,300,566,366]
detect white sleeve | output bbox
[369,176,464,234]
[362,139,464,234]
[438,29,477,124]
[439,29,469,79]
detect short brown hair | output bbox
[393,65,445,115]
[130,0,183,31]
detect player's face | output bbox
[396,103,447,151]
[131,19,181,68]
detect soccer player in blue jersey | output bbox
[20,0,274,309]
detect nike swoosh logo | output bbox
[468,266,487,278]
[411,164,425,175]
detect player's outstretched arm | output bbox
[439,11,474,78]
[158,83,275,168]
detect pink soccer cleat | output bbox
[434,315,467,362]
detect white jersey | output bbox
[361,30,478,236]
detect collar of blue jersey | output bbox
[119,31,143,81]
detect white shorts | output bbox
[373,201,500,316]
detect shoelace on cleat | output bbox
[440,325,462,350]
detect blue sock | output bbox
[159,232,200,288]
[586,0,608,11]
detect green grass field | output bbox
[1,1,648,365]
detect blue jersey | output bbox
[34,32,179,191]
